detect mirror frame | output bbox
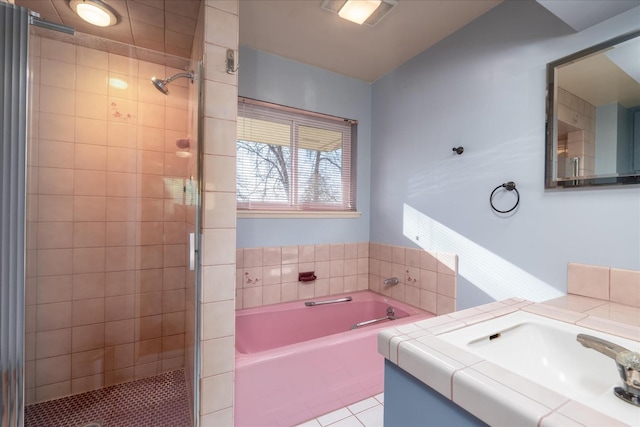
[545,29,640,189]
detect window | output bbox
[236,98,357,212]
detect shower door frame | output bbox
[0,3,29,427]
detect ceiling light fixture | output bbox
[321,0,396,26]
[69,0,119,27]
[338,0,381,25]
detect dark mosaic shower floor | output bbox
[25,370,192,427]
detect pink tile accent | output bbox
[37,276,73,304]
[521,303,588,325]
[538,294,608,313]
[419,289,437,313]
[36,302,72,332]
[576,315,640,341]
[391,246,405,264]
[567,262,610,300]
[36,329,71,359]
[436,294,455,316]
[584,302,640,326]
[539,412,583,427]
[398,340,463,398]
[263,247,282,266]
[609,267,640,308]
[243,247,263,267]
[452,368,551,426]
[420,269,437,292]
[73,197,106,222]
[344,243,358,259]
[315,244,331,261]
[437,273,456,298]
[36,355,71,386]
[555,401,628,426]
[330,243,345,260]
[283,245,300,263]
[420,250,438,271]
[72,324,105,353]
[470,361,568,409]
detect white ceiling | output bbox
[239,0,502,82]
[17,0,502,81]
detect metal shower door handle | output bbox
[189,232,195,271]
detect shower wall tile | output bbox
[76,118,108,146]
[30,43,193,403]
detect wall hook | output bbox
[226,49,239,74]
[452,146,464,155]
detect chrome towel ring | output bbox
[490,181,520,213]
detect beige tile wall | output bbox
[25,36,193,404]
[236,243,370,309]
[199,1,238,426]
[235,243,457,316]
[369,243,457,316]
[568,262,640,308]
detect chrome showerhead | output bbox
[151,76,168,94]
[150,71,194,95]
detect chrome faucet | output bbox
[577,333,640,406]
[386,306,397,319]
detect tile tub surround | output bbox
[236,243,458,315]
[25,37,193,404]
[378,295,640,427]
[369,243,457,316]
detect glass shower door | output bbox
[22,22,202,427]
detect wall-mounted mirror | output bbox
[545,30,640,188]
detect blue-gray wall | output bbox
[370,1,640,308]
[237,47,372,248]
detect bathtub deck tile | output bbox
[374,393,384,403]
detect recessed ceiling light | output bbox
[338,0,381,25]
[69,0,119,27]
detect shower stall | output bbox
[1,2,203,425]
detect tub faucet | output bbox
[383,277,399,286]
[386,306,397,320]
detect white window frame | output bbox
[236,97,359,218]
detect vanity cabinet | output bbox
[383,361,486,427]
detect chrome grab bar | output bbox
[350,315,396,330]
[304,296,352,307]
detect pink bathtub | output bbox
[234,291,434,427]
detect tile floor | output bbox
[24,370,191,427]
[296,393,385,427]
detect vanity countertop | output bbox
[378,295,640,427]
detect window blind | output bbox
[237,98,356,211]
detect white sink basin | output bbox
[439,311,640,425]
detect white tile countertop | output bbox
[378,295,640,427]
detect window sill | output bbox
[237,210,362,219]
